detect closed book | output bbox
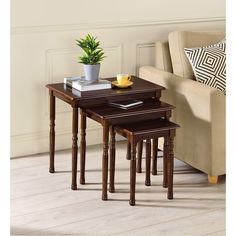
[64,76,82,84]
[109,100,143,109]
[64,76,111,91]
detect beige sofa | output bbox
[139,31,225,183]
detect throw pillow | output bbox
[184,40,226,94]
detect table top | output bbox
[46,76,165,107]
[85,99,175,125]
[85,99,174,120]
[115,118,180,137]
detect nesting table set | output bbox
[46,76,179,206]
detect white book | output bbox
[64,76,82,84]
[64,76,111,91]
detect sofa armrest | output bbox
[139,66,225,122]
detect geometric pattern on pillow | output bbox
[215,39,226,52]
[184,40,226,94]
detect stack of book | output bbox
[64,76,111,92]
[108,100,143,109]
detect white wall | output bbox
[11,0,226,157]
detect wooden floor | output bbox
[11,141,225,236]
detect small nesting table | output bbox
[114,118,179,205]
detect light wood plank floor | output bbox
[11,141,225,236]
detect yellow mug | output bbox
[117,74,131,85]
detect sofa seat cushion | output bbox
[168,31,225,80]
[184,40,226,94]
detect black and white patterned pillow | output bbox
[184,40,226,94]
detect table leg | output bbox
[109,126,116,193]
[126,141,131,160]
[49,92,55,173]
[163,137,169,188]
[168,134,174,200]
[130,140,137,206]
[71,107,78,190]
[145,139,151,186]
[152,139,158,175]
[102,121,109,200]
[80,109,86,185]
[137,140,143,173]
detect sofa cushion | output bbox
[184,40,226,93]
[168,31,225,80]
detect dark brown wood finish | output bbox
[168,130,176,200]
[136,106,172,175]
[71,107,78,190]
[145,139,151,186]
[46,74,180,206]
[80,109,86,185]
[137,141,143,173]
[126,142,131,160]
[137,139,159,175]
[163,137,169,188]
[130,140,137,206]
[46,76,165,189]
[46,76,165,108]
[49,91,55,173]
[152,139,158,175]
[85,99,175,125]
[83,101,176,202]
[102,121,109,200]
[114,118,179,205]
[162,110,172,188]
[109,126,116,193]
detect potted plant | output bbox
[76,34,105,82]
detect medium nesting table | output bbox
[82,99,175,200]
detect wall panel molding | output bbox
[11,17,225,34]
[45,48,80,114]
[45,44,123,114]
[11,125,103,158]
[136,43,155,75]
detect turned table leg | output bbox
[71,107,78,190]
[163,137,169,188]
[130,140,137,206]
[80,109,86,185]
[167,133,175,200]
[137,140,143,173]
[109,126,116,193]
[126,141,131,160]
[152,139,158,175]
[102,121,109,200]
[49,91,55,173]
[145,139,151,186]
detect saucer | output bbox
[112,81,133,88]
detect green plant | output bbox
[76,34,105,65]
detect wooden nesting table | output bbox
[46,76,165,191]
[83,99,175,201]
[114,118,179,205]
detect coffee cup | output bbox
[116,74,131,85]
